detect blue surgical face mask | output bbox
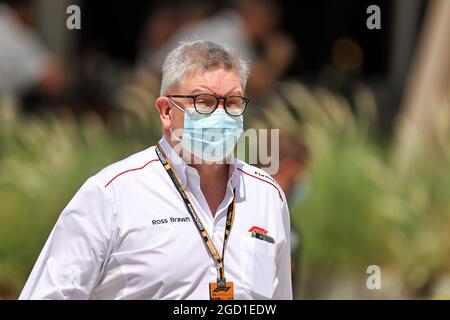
[169,100,244,162]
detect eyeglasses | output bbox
[167,94,249,116]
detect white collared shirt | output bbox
[19,137,293,300]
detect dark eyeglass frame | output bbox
[167,94,249,116]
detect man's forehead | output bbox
[182,68,242,94]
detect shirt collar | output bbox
[158,135,240,192]
[158,136,189,187]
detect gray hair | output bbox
[160,40,250,95]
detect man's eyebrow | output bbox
[191,87,243,96]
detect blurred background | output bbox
[0,0,449,299]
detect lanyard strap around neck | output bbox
[155,143,236,284]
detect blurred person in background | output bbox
[137,0,217,75]
[112,1,218,127]
[138,0,296,105]
[270,133,310,297]
[0,0,67,114]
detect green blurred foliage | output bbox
[0,98,161,297]
[253,83,450,297]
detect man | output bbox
[20,40,292,300]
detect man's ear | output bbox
[155,96,171,130]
